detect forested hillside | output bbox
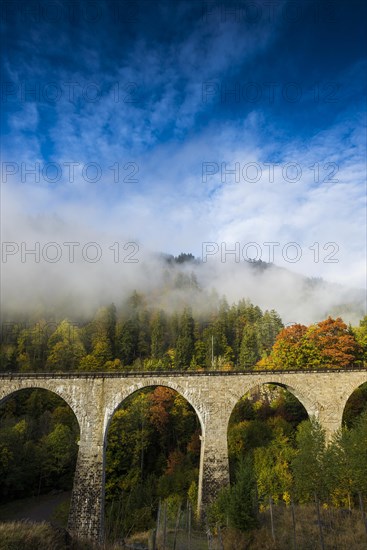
[1,290,366,373]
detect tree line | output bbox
[1,292,366,372]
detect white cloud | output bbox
[1,6,365,322]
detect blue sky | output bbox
[1,0,366,315]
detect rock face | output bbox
[1,370,366,542]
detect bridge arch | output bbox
[266,380,317,419]
[342,381,367,427]
[226,380,315,430]
[0,384,82,432]
[103,379,205,437]
[226,381,310,475]
[0,386,80,513]
[102,383,203,542]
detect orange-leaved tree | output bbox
[258,317,362,370]
[306,317,362,369]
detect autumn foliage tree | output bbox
[261,317,362,370]
[307,317,362,368]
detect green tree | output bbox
[239,324,260,369]
[292,419,327,502]
[105,392,153,498]
[116,319,138,367]
[138,309,151,359]
[258,310,283,356]
[254,428,295,504]
[210,456,258,531]
[42,423,78,487]
[175,309,195,369]
[150,311,168,359]
[15,321,52,372]
[353,315,367,364]
[323,411,367,508]
[89,304,117,361]
[46,320,85,371]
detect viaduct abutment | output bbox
[0,370,366,542]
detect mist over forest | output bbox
[1,248,364,326]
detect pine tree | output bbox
[228,455,258,530]
[239,324,260,369]
[150,311,168,359]
[175,309,195,369]
[116,319,138,367]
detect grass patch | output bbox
[220,504,367,550]
[0,521,121,550]
[0,521,71,550]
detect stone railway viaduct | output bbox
[0,369,366,542]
